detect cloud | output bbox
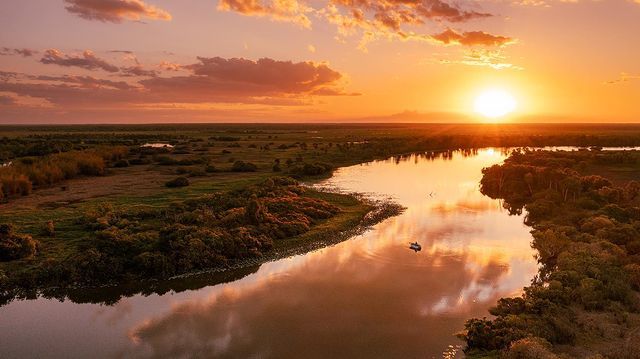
[64,0,171,23]
[34,75,136,90]
[0,56,353,112]
[217,0,507,49]
[606,73,640,84]
[0,71,142,108]
[0,95,16,106]
[437,49,522,70]
[40,49,120,72]
[158,61,183,71]
[0,47,38,57]
[140,57,353,103]
[185,57,342,93]
[218,0,312,27]
[430,29,514,47]
[120,65,159,77]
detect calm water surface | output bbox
[0,149,538,358]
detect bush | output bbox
[165,177,190,188]
[205,165,217,173]
[0,224,40,261]
[113,159,130,168]
[505,337,556,359]
[231,161,258,172]
[43,220,55,237]
[129,158,151,165]
[289,162,332,176]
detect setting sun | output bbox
[4,1,640,358]
[474,89,517,119]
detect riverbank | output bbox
[462,149,640,358]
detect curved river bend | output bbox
[0,149,538,358]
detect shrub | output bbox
[505,337,556,359]
[231,161,258,172]
[165,177,190,188]
[0,224,40,261]
[205,165,217,173]
[129,158,151,165]
[289,162,332,176]
[113,159,130,168]
[43,220,55,237]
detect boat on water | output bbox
[409,242,422,252]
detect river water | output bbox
[0,149,538,358]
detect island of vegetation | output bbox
[462,149,640,358]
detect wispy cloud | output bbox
[40,49,120,72]
[437,49,523,70]
[0,47,38,57]
[605,73,640,84]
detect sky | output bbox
[0,0,639,124]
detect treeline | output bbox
[0,147,128,200]
[0,133,175,161]
[462,150,640,358]
[1,178,339,293]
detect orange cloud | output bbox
[141,57,355,103]
[64,0,171,23]
[216,0,511,50]
[430,29,514,47]
[218,0,312,27]
[40,49,120,72]
[158,61,183,71]
[0,56,354,111]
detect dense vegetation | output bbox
[0,147,127,199]
[462,149,640,358]
[0,178,347,302]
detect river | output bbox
[0,149,538,358]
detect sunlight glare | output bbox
[474,89,517,118]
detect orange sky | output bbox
[0,0,639,123]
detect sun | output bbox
[473,89,517,119]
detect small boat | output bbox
[409,242,422,252]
